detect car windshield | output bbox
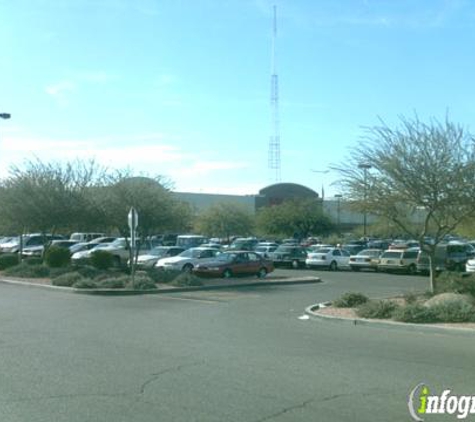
[381,251,402,259]
[148,247,169,257]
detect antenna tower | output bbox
[268,4,281,182]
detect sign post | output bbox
[128,207,139,285]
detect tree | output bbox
[256,199,334,239]
[0,158,106,235]
[194,202,254,242]
[93,174,192,263]
[334,115,475,292]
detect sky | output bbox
[1,0,475,197]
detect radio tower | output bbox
[268,4,281,182]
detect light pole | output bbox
[358,163,371,238]
[334,194,342,233]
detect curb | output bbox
[305,303,475,337]
[0,276,322,296]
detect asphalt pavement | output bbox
[0,269,473,422]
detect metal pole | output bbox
[358,163,371,238]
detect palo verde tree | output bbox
[194,202,255,242]
[334,115,475,292]
[256,198,334,239]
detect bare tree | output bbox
[333,115,475,292]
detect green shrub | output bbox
[435,272,475,297]
[52,272,85,287]
[90,250,114,270]
[49,266,77,278]
[333,292,369,308]
[97,277,126,289]
[44,246,71,268]
[3,263,50,278]
[171,272,203,287]
[429,300,475,323]
[126,274,157,290]
[146,269,181,284]
[0,254,20,270]
[403,291,419,305]
[356,300,399,319]
[393,304,439,323]
[75,265,104,280]
[23,257,44,266]
[73,279,99,289]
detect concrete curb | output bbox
[305,303,475,337]
[0,276,322,296]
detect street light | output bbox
[358,163,372,238]
[0,113,11,119]
[334,194,342,233]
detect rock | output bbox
[423,293,473,308]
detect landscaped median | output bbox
[0,259,321,295]
[306,272,475,335]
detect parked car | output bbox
[349,249,383,272]
[175,235,209,249]
[378,248,419,274]
[305,247,350,271]
[21,239,79,258]
[269,245,308,268]
[254,243,279,259]
[0,234,64,254]
[69,232,105,242]
[155,247,221,272]
[388,240,419,250]
[69,237,117,255]
[134,246,185,268]
[193,251,274,278]
[72,238,152,266]
[417,242,475,273]
[227,237,259,251]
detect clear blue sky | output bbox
[1,0,475,197]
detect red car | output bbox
[193,251,274,279]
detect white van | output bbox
[175,235,208,249]
[69,233,105,242]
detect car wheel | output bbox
[182,264,193,272]
[257,267,267,278]
[329,261,337,271]
[407,264,416,275]
[291,260,299,269]
[223,269,233,278]
[351,266,360,272]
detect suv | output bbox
[417,242,475,273]
[378,248,419,274]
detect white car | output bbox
[134,246,185,268]
[305,247,350,271]
[466,258,475,273]
[155,247,221,272]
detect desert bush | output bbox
[393,304,439,323]
[97,276,127,289]
[45,246,71,268]
[75,265,104,280]
[52,272,85,287]
[23,257,43,266]
[435,272,475,297]
[73,279,99,289]
[0,254,20,270]
[356,300,399,319]
[3,263,50,278]
[171,272,203,287]
[426,296,475,323]
[403,291,419,305]
[90,250,114,270]
[126,274,157,290]
[333,292,369,308]
[146,269,181,284]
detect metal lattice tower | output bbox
[268,4,281,182]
